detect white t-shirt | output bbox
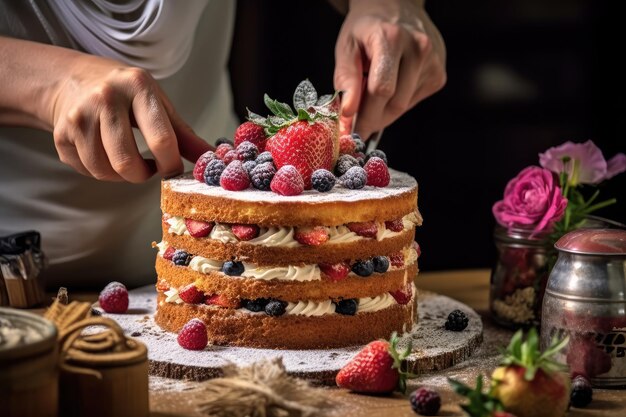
[0,0,239,288]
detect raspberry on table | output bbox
[241,298,270,312]
[215,137,234,147]
[172,250,192,266]
[203,159,226,186]
[222,150,238,165]
[570,375,593,408]
[236,141,259,161]
[340,166,368,190]
[255,151,274,165]
[242,160,257,175]
[311,169,336,192]
[193,151,217,182]
[335,299,358,315]
[372,256,390,273]
[215,143,234,160]
[177,318,208,351]
[364,157,390,187]
[270,165,304,196]
[339,134,357,155]
[409,387,441,416]
[445,309,469,331]
[222,260,244,276]
[334,154,360,177]
[98,281,129,313]
[265,299,288,316]
[352,259,374,277]
[220,160,250,191]
[366,149,388,165]
[250,162,276,190]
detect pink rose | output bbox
[539,140,626,185]
[493,166,568,234]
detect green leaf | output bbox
[264,94,279,115]
[246,109,268,126]
[293,79,318,110]
[316,94,333,106]
[297,108,312,122]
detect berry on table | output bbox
[320,262,351,282]
[231,224,260,241]
[193,151,217,182]
[352,259,374,277]
[178,284,204,304]
[255,151,274,165]
[445,309,469,331]
[311,169,336,192]
[351,133,366,153]
[250,162,276,191]
[364,157,390,187]
[366,149,388,165]
[215,137,234,147]
[270,165,304,196]
[335,299,358,315]
[339,134,357,155]
[215,143,234,160]
[334,154,360,177]
[570,375,593,408]
[222,260,245,276]
[341,166,368,190]
[234,121,267,151]
[98,281,129,313]
[409,387,441,416]
[222,149,238,165]
[265,299,288,316]
[203,159,226,186]
[184,218,214,238]
[177,318,208,350]
[220,160,250,191]
[372,256,390,273]
[294,226,330,246]
[242,298,270,312]
[172,250,192,266]
[242,160,257,175]
[236,141,259,161]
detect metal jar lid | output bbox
[555,229,626,256]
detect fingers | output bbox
[334,34,364,119]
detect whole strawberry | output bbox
[336,332,412,394]
[234,121,267,151]
[99,281,129,313]
[449,375,511,417]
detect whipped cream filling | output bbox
[286,299,335,316]
[164,288,183,304]
[241,264,320,282]
[358,293,397,313]
[165,211,421,247]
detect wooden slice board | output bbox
[100,286,482,384]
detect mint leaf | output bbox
[293,79,318,110]
[297,108,312,122]
[246,109,268,126]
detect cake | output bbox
[153,81,422,349]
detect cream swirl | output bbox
[358,293,396,313]
[155,241,168,256]
[241,264,321,281]
[164,288,183,304]
[285,300,335,316]
[248,227,300,247]
[167,216,187,235]
[189,256,223,273]
[209,224,238,244]
[327,225,361,243]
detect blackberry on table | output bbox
[445,309,469,331]
[311,169,336,192]
[265,299,288,316]
[341,166,367,190]
[172,250,192,266]
[570,376,593,408]
[335,299,358,315]
[203,159,226,186]
[250,162,276,191]
[409,387,441,416]
[334,154,360,177]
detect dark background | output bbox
[228,0,625,271]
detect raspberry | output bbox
[215,137,234,147]
[351,133,366,153]
[265,299,287,316]
[178,284,204,304]
[366,149,388,165]
[98,281,129,313]
[231,224,260,241]
[409,387,441,416]
[184,218,214,238]
[364,157,390,187]
[389,283,412,305]
[445,309,469,331]
[234,121,267,151]
[571,375,593,408]
[222,150,238,165]
[177,318,207,350]
[339,134,356,155]
[193,151,217,182]
[236,141,259,161]
[220,160,250,191]
[294,226,330,246]
[241,298,270,312]
[352,259,374,277]
[162,246,176,261]
[203,159,226,186]
[413,241,422,258]
[335,299,357,315]
[255,151,274,165]
[389,251,405,268]
[215,143,234,160]
[250,162,276,191]
[385,218,404,232]
[242,160,257,175]
[172,250,192,266]
[320,262,351,282]
[347,221,378,238]
[311,169,336,192]
[222,260,244,276]
[334,154,360,177]
[270,165,304,196]
[340,166,367,189]
[372,256,390,273]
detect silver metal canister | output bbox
[541,228,626,387]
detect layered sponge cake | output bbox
[153,80,422,349]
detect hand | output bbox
[334,0,446,139]
[50,54,211,182]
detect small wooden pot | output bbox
[0,308,58,417]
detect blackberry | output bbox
[172,250,192,266]
[311,169,336,192]
[265,299,287,316]
[341,166,367,190]
[242,160,257,175]
[444,309,469,331]
[409,387,441,416]
[334,154,360,177]
[570,376,593,408]
[203,159,226,186]
[352,259,374,277]
[236,141,259,161]
[222,260,244,276]
[372,256,390,273]
[366,149,388,165]
[241,298,270,312]
[255,151,274,165]
[215,137,234,147]
[250,162,276,190]
[351,133,366,153]
[335,299,358,315]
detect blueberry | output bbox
[242,298,270,312]
[265,299,287,316]
[311,169,336,192]
[255,151,274,165]
[242,160,257,175]
[204,159,226,186]
[172,250,192,266]
[222,260,244,276]
[215,137,234,147]
[351,133,366,153]
[334,154,359,177]
[335,299,358,315]
[250,162,276,190]
[341,166,367,190]
[372,256,390,273]
[366,149,388,165]
[352,259,374,277]
[571,376,593,408]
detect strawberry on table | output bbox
[294,226,330,246]
[184,218,214,238]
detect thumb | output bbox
[334,37,363,119]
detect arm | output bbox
[334,0,446,139]
[0,36,210,182]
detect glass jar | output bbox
[490,226,552,329]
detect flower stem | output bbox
[582,198,617,214]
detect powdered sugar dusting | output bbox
[99,286,482,383]
[165,169,416,204]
